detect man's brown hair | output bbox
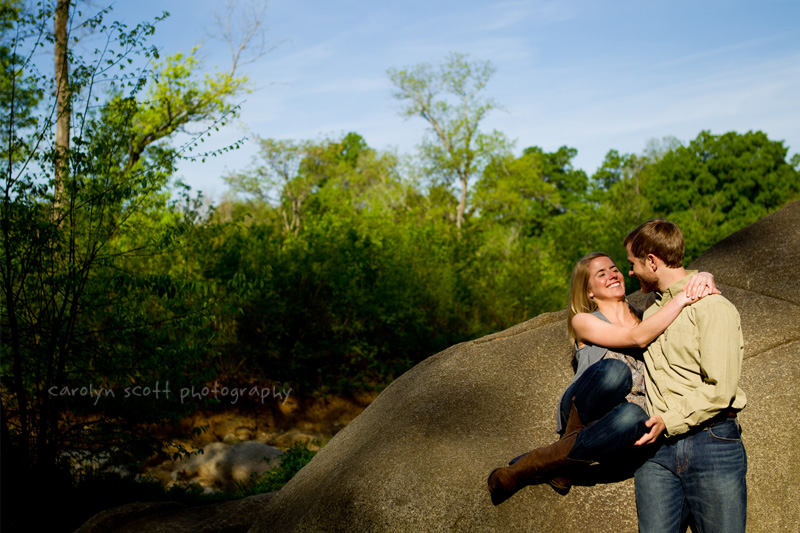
[624,219,684,268]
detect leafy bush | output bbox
[236,442,319,496]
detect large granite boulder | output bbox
[249,201,800,532]
[75,494,275,533]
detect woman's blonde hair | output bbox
[567,252,610,347]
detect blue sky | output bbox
[110,0,800,200]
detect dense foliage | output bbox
[207,127,800,395]
[2,2,800,531]
[236,442,318,496]
[1,2,244,529]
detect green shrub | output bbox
[237,442,318,496]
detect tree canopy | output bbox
[388,53,508,229]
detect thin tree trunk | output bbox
[54,0,70,216]
[2,18,30,465]
[457,175,467,229]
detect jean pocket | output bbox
[708,419,742,442]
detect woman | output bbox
[487,252,717,505]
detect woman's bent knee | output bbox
[617,402,649,431]
[595,359,632,392]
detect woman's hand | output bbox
[674,290,705,307]
[683,272,721,300]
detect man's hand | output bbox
[634,415,666,446]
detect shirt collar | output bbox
[655,270,698,303]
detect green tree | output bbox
[584,131,800,279]
[210,133,477,391]
[592,149,628,191]
[224,138,312,234]
[523,146,588,212]
[475,146,589,235]
[588,149,655,277]
[388,53,508,229]
[474,150,559,235]
[466,146,592,328]
[126,48,246,168]
[644,130,800,261]
[1,0,246,492]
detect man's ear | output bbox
[646,253,658,272]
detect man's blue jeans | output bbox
[634,417,747,533]
[559,358,649,462]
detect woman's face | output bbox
[586,256,626,302]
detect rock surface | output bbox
[169,441,283,492]
[77,201,800,532]
[249,201,800,532]
[137,393,375,493]
[74,494,275,533]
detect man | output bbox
[625,219,747,533]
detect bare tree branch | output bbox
[209,0,283,76]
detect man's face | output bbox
[626,244,659,293]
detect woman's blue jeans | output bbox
[560,358,649,462]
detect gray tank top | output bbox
[556,310,609,433]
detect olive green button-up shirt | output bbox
[642,271,747,437]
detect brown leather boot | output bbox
[487,429,585,506]
[506,398,586,495]
[548,398,586,495]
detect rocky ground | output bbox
[140,390,378,491]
